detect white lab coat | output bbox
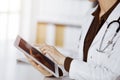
[69,3,120,80]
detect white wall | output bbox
[19,0,32,41]
[20,0,94,50]
[36,0,93,26]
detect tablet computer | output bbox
[14,35,62,77]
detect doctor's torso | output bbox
[78,2,120,66]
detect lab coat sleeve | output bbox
[69,37,120,80]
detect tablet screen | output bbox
[18,38,55,73]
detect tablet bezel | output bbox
[14,35,59,77]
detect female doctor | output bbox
[28,0,120,80]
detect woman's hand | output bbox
[39,44,66,66]
[25,50,52,77]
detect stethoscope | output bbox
[97,17,120,53]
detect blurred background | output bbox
[0,0,94,80]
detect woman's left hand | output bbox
[39,44,66,66]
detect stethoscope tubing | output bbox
[98,17,120,53]
[107,17,120,33]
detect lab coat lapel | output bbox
[82,15,94,40]
[78,15,94,59]
[90,3,120,47]
[107,3,120,23]
[81,6,97,44]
